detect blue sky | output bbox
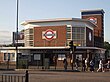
[0,0,110,44]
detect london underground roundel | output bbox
[43,29,56,41]
[88,17,97,24]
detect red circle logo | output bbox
[44,29,55,40]
[88,17,97,24]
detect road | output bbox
[0,70,110,82]
[29,71,110,82]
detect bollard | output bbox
[25,70,29,82]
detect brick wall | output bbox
[82,15,104,48]
[34,25,67,47]
[82,15,103,37]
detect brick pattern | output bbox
[33,25,67,47]
[82,15,104,48]
[82,15,103,37]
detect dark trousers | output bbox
[82,65,86,72]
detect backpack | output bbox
[90,60,94,66]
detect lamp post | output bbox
[16,0,19,69]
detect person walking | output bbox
[75,57,79,70]
[85,58,89,71]
[105,60,110,72]
[63,58,68,71]
[97,59,104,72]
[82,58,86,72]
[89,59,94,72]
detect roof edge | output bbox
[81,9,105,13]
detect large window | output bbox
[72,27,86,46]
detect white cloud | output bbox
[0,31,12,44]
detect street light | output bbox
[16,0,19,69]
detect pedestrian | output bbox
[82,58,86,72]
[97,59,104,72]
[53,56,57,69]
[63,58,68,71]
[105,60,110,72]
[89,59,94,72]
[75,57,79,70]
[85,58,89,71]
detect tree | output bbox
[104,41,110,60]
[104,41,110,50]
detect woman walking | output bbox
[97,59,104,72]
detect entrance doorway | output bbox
[45,53,54,66]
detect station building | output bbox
[81,9,104,48]
[0,9,106,68]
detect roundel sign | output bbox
[42,29,56,41]
[88,17,97,24]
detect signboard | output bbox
[42,29,56,41]
[88,17,97,24]
[13,32,24,43]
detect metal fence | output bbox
[0,71,29,82]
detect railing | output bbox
[0,70,29,82]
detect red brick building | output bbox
[0,9,106,68]
[20,17,105,67]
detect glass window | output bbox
[29,29,33,34]
[77,28,80,33]
[11,53,15,60]
[73,27,77,33]
[8,53,10,60]
[77,34,80,39]
[81,28,85,33]
[29,41,33,46]
[67,33,71,39]
[34,54,41,60]
[71,27,86,46]
[58,54,65,60]
[66,27,71,32]
[73,34,77,39]
[81,34,84,39]
[29,35,33,40]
